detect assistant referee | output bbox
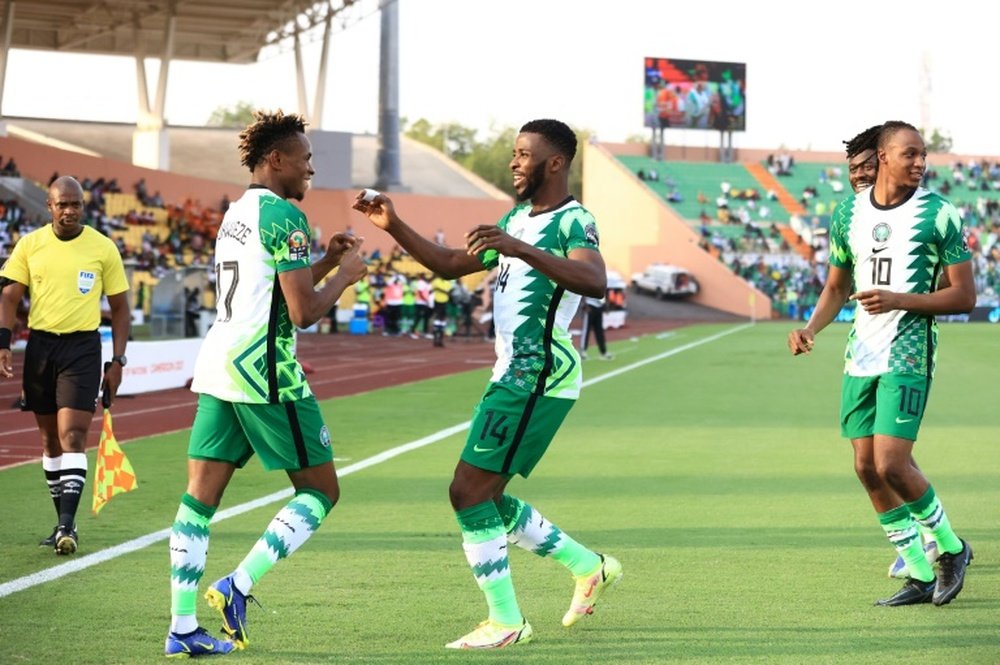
[0,175,131,555]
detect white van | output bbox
[630,264,699,299]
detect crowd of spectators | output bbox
[716,158,1000,317]
[7,156,1000,328]
[336,246,494,342]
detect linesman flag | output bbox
[92,399,138,515]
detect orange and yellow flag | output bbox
[92,409,138,515]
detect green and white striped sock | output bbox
[169,493,215,634]
[456,500,522,625]
[233,489,332,594]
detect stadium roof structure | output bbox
[2,0,340,63]
[0,0,367,170]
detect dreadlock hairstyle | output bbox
[238,110,308,172]
[843,124,882,159]
[520,119,578,163]
[877,120,920,151]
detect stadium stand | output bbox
[609,148,1000,317]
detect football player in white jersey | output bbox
[789,121,975,608]
[354,119,622,649]
[164,110,368,657]
[843,125,941,580]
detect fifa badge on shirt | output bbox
[287,229,310,262]
[78,270,96,295]
[585,222,600,247]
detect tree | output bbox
[923,128,953,154]
[207,101,256,128]
[403,118,591,200]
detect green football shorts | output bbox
[189,393,333,471]
[840,372,932,441]
[462,382,575,478]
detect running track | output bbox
[0,319,679,469]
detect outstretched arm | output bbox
[788,264,852,355]
[352,192,482,279]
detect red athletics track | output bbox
[0,318,681,469]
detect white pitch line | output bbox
[0,323,750,599]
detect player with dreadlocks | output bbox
[164,110,368,657]
[843,124,941,580]
[844,124,882,193]
[789,121,975,607]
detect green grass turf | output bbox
[1,322,997,664]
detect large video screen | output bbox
[643,57,746,132]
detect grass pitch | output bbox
[1,322,997,664]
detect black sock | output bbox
[58,453,88,529]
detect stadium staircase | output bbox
[744,162,805,215]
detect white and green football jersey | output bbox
[829,186,971,378]
[478,198,601,399]
[191,186,314,403]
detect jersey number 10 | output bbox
[871,257,892,286]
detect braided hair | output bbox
[843,124,882,159]
[238,110,308,172]
[520,119,578,162]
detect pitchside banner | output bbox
[101,338,203,395]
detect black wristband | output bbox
[0,328,11,350]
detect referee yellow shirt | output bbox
[1,225,129,333]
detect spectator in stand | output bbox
[2,157,20,177]
[134,178,149,205]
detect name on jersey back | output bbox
[217,219,253,245]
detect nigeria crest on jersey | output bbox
[872,223,891,243]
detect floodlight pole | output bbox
[375,0,403,190]
[0,0,14,133]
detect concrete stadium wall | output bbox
[583,142,772,319]
[298,189,512,258]
[0,132,512,259]
[0,134,243,209]
[601,141,993,168]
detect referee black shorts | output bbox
[23,330,103,414]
